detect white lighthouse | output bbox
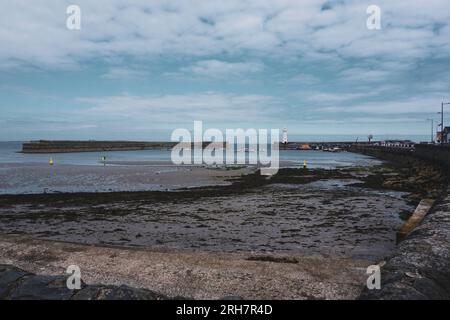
[282,128,288,144]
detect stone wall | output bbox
[352,144,450,299]
[359,186,450,299]
[349,144,450,172]
[21,140,226,153]
[413,144,450,171]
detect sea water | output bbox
[0,141,380,169]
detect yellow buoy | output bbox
[49,157,54,166]
[303,160,307,169]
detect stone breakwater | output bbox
[359,187,450,299]
[21,140,225,153]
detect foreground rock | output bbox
[359,186,450,299]
[0,264,168,300]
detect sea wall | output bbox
[413,144,450,171]
[22,140,176,153]
[349,144,450,172]
[355,144,450,299]
[21,140,226,153]
[359,187,450,299]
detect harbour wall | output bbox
[21,140,226,153]
[349,144,450,172]
[354,144,450,299]
[359,187,450,299]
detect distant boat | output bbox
[326,147,342,153]
[297,144,312,150]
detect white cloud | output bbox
[339,68,391,82]
[318,96,448,114]
[288,73,320,84]
[101,67,148,80]
[300,117,425,124]
[305,92,368,103]
[177,60,264,78]
[76,92,284,124]
[2,0,450,138]
[1,0,449,69]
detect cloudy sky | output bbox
[1,0,449,140]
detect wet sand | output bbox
[0,162,256,194]
[0,148,380,195]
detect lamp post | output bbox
[440,102,450,145]
[427,118,434,143]
[437,123,442,142]
[437,112,442,143]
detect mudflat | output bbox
[0,158,445,299]
[0,166,416,258]
[0,162,256,194]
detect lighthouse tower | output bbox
[282,128,288,144]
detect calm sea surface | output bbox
[0,141,380,168]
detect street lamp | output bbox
[440,102,450,145]
[426,118,434,143]
[437,112,442,143]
